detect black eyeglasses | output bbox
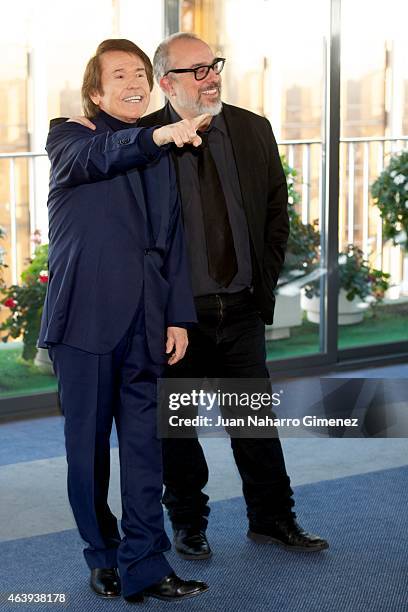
[163,57,226,81]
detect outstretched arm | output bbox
[46,123,162,188]
[47,114,211,188]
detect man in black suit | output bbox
[64,32,328,560]
[137,33,329,559]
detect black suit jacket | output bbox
[139,102,289,324]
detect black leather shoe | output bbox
[248,518,329,552]
[90,568,121,597]
[143,572,209,601]
[174,529,212,560]
[123,592,144,603]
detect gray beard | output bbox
[174,87,223,117]
[196,98,223,116]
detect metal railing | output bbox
[278,136,408,293]
[1,136,408,286]
[0,151,48,283]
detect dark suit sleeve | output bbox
[46,123,162,188]
[162,166,197,327]
[263,118,290,290]
[49,117,69,130]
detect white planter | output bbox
[265,293,302,340]
[34,347,55,375]
[301,289,368,325]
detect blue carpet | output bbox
[0,417,118,466]
[0,466,407,611]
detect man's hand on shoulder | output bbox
[67,116,96,130]
[153,113,211,148]
[166,327,188,365]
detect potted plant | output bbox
[1,243,49,361]
[266,157,321,340]
[301,244,391,325]
[371,150,408,250]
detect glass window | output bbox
[181,0,330,362]
[339,0,408,350]
[0,0,163,399]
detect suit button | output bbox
[144,248,150,255]
[119,137,130,145]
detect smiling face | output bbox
[90,50,150,122]
[160,38,222,119]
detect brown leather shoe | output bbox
[90,568,121,597]
[174,528,212,560]
[248,518,329,552]
[142,572,209,601]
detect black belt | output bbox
[194,288,252,309]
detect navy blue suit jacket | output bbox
[38,114,196,363]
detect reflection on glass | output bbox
[339,0,408,349]
[181,0,328,361]
[0,0,164,398]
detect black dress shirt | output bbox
[169,106,252,297]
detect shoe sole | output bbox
[144,586,210,602]
[175,549,213,560]
[247,530,329,552]
[90,587,121,598]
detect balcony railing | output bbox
[0,151,49,283]
[1,135,408,287]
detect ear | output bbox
[89,90,101,106]
[160,76,175,98]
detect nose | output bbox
[126,75,139,89]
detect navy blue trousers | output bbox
[50,303,172,597]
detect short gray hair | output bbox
[153,32,200,82]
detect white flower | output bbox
[394,174,406,185]
[405,201,408,209]
[404,183,408,191]
[288,196,294,204]
[390,170,397,178]
[395,230,407,245]
[338,254,347,265]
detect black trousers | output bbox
[162,289,294,531]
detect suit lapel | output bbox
[153,163,171,250]
[95,114,149,224]
[222,104,263,263]
[126,167,148,223]
[139,103,182,199]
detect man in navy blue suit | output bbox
[39,39,210,603]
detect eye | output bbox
[115,75,124,79]
[195,67,207,79]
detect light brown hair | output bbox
[81,39,154,118]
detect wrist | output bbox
[152,127,163,146]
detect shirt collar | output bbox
[97,109,139,131]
